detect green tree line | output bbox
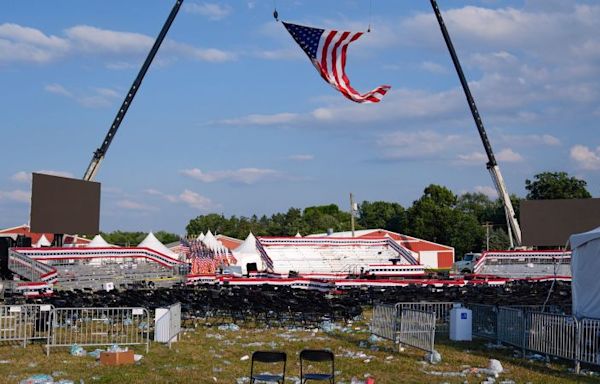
[185,172,593,257]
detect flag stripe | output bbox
[283,21,390,104]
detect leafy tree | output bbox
[186,213,230,237]
[357,201,405,232]
[525,172,591,199]
[101,230,179,246]
[406,185,484,256]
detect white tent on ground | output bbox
[87,234,115,248]
[35,234,51,248]
[196,232,205,241]
[571,226,600,319]
[202,230,223,251]
[232,232,262,274]
[138,232,179,259]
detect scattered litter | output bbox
[525,353,548,362]
[134,354,143,362]
[485,342,507,349]
[217,323,240,331]
[51,372,66,378]
[87,350,104,359]
[422,370,465,377]
[19,374,54,384]
[385,356,394,360]
[498,380,516,384]
[240,355,249,361]
[70,344,86,357]
[236,378,250,384]
[107,344,128,353]
[0,360,11,364]
[425,350,442,364]
[368,335,381,343]
[363,359,371,363]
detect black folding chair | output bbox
[300,349,334,383]
[250,351,287,383]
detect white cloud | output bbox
[181,168,281,184]
[0,189,30,203]
[0,23,69,63]
[570,144,600,170]
[217,112,299,126]
[184,3,233,20]
[474,185,499,199]
[421,61,448,74]
[145,188,217,211]
[116,199,156,211]
[288,154,314,161]
[457,151,488,164]
[11,170,74,183]
[44,83,72,97]
[1,23,234,66]
[496,148,524,162]
[44,83,121,108]
[376,131,462,160]
[499,134,561,147]
[178,189,215,210]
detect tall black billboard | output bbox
[521,198,600,247]
[30,173,100,235]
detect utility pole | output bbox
[483,222,492,251]
[350,193,357,237]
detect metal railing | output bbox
[371,304,398,341]
[527,312,577,361]
[46,307,150,355]
[578,318,600,366]
[469,304,600,373]
[0,304,54,346]
[398,309,436,355]
[396,302,454,334]
[468,303,497,340]
[497,307,527,349]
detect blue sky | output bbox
[1,0,599,234]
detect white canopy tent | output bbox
[35,234,51,248]
[570,226,600,319]
[87,234,115,248]
[232,232,262,274]
[138,232,179,259]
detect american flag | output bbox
[283,22,390,103]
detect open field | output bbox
[0,314,598,384]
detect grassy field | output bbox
[0,317,598,384]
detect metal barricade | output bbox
[497,307,526,349]
[371,304,398,342]
[47,307,150,355]
[398,309,436,355]
[24,304,54,341]
[469,304,497,340]
[527,312,577,361]
[578,318,600,367]
[395,302,454,334]
[0,305,28,346]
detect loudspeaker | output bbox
[246,262,258,273]
[0,237,13,279]
[16,235,32,247]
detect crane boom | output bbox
[83,0,184,181]
[430,0,522,247]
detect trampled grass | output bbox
[0,316,598,384]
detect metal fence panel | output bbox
[371,304,398,342]
[497,307,526,349]
[395,302,454,334]
[24,304,54,341]
[469,304,497,340]
[527,312,577,361]
[47,307,150,355]
[0,305,28,346]
[398,309,436,354]
[578,318,600,366]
